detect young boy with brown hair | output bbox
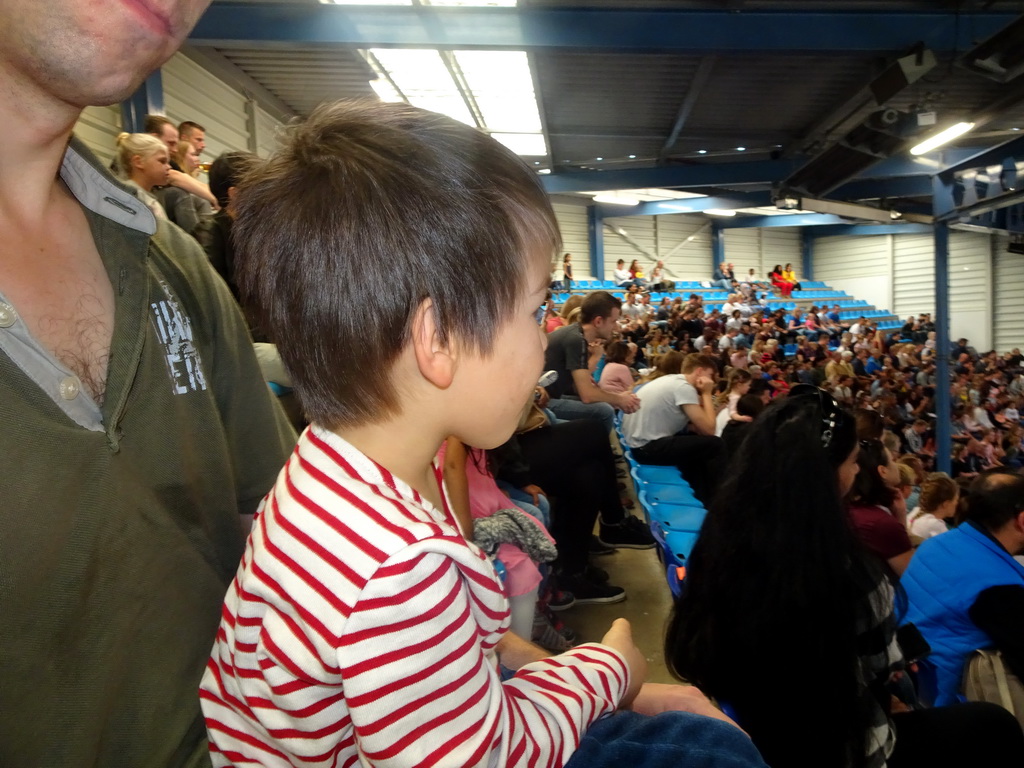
[200,101,764,768]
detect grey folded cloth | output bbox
[472,508,558,564]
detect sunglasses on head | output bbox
[790,384,844,449]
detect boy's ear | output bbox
[411,299,456,390]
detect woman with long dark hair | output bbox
[665,386,1023,768]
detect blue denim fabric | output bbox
[547,398,615,433]
[565,711,768,768]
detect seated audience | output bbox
[667,390,1023,768]
[907,472,959,540]
[598,340,637,394]
[613,258,643,289]
[847,438,915,575]
[620,353,727,504]
[903,471,1024,707]
[544,291,641,431]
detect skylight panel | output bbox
[490,133,547,157]
[369,48,476,127]
[454,51,541,134]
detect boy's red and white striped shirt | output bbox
[200,425,629,767]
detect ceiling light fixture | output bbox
[628,154,636,159]
[736,146,746,151]
[593,193,639,205]
[697,149,707,155]
[910,121,976,155]
[704,209,737,217]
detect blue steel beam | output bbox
[587,205,604,281]
[192,4,1014,52]
[801,231,813,280]
[720,213,848,229]
[544,160,802,194]
[932,219,952,475]
[806,223,934,238]
[830,176,933,201]
[541,150,976,195]
[120,70,164,134]
[711,223,724,273]
[594,192,770,218]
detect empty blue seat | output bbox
[642,485,701,507]
[663,529,700,566]
[633,465,689,487]
[650,504,706,532]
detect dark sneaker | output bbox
[615,467,627,478]
[599,515,657,550]
[560,574,626,605]
[548,589,576,612]
[589,535,617,556]
[532,614,574,651]
[584,564,609,584]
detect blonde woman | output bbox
[115,132,170,220]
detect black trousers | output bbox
[517,419,625,574]
[888,702,1024,767]
[632,434,727,505]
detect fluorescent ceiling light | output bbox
[593,193,640,205]
[910,122,976,155]
[538,168,551,174]
[704,209,737,217]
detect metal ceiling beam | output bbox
[540,149,976,194]
[662,56,716,155]
[594,192,770,218]
[192,4,1014,52]
[183,46,297,121]
[719,213,849,228]
[806,223,933,238]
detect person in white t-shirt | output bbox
[614,258,643,289]
[621,353,727,503]
[907,472,959,540]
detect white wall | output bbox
[812,229,994,349]
[70,53,285,167]
[813,234,893,310]
[993,236,1024,353]
[551,200,591,280]
[73,105,122,166]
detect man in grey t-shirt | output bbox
[621,353,727,503]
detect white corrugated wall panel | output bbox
[604,216,656,277]
[162,53,250,157]
[74,105,121,166]
[723,229,760,278]
[652,214,711,281]
[892,234,934,319]
[994,236,1024,353]
[552,202,590,279]
[949,232,992,351]
[760,228,802,277]
[255,105,284,158]
[813,235,892,310]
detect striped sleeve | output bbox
[339,543,629,768]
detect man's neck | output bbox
[0,58,81,222]
[580,323,599,343]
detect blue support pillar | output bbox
[587,205,604,281]
[711,222,724,272]
[933,220,952,474]
[801,230,814,280]
[120,70,164,133]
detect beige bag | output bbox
[963,648,1024,727]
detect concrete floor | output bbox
[558,545,677,684]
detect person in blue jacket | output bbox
[902,470,1024,706]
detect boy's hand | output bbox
[694,374,714,394]
[600,619,646,708]
[521,484,546,506]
